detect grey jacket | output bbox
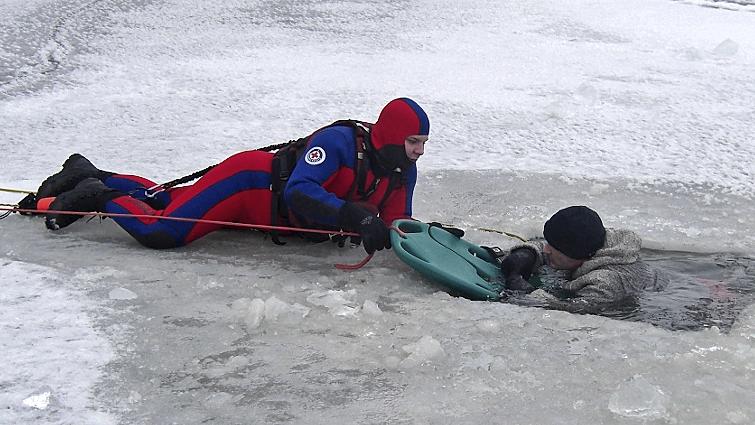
[505,228,661,313]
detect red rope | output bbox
[335,253,374,270]
[2,206,359,237]
[0,205,376,270]
[333,226,406,270]
[0,206,421,271]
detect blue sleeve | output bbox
[283,127,355,226]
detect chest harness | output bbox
[269,120,404,244]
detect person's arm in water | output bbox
[509,273,627,314]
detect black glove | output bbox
[501,248,537,292]
[428,221,465,238]
[17,193,38,215]
[504,274,535,292]
[338,202,391,254]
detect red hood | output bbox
[370,98,429,170]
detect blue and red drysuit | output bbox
[97,98,430,249]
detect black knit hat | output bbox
[543,206,606,260]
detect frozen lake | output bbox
[1,0,754,424]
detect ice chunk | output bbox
[726,411,750,424]
[608,375,670,420]
[108,287,137,300]
[205,356,250,379]
[128,390,142,404]
[475,319,501,334]
[306,289,360,317]
[203,392,235,409]
[74,266,125,283]
[22,387,55,410]
[588,183,610,195]
[712,39,738,57]
[331,305,360,317]
[230,297,266,329]
[245,299,265,328]
[681,47,702,61]
[461,352,495,371]
[264,296,310,322]
[544,99,567,119]
[306,289,356,308]
[362,300,383,317]
[575,83,598,105]
[400,335,445,368]
[384,355,402,370]
[730,304,755,341]
[230,297,252,315]
[230,296,308,329]
[263,296,293,320]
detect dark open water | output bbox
[603,250,755,331]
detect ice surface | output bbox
[2,0,755,424]
[2,219,755,423]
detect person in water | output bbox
[499,205,661,313]
[32,98,430,255]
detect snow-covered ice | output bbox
[0,261,116,424]
[2,0,755,423]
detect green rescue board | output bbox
[390,219,507,301]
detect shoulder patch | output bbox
[304,147,326,165]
